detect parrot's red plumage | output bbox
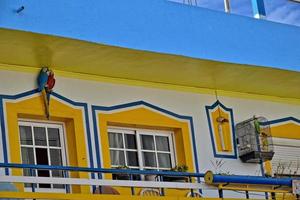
[46,71,55,90]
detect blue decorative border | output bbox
[91,101,199,178]
[0,89,94,176]
[260,117,300,126]
[205,100,237,159]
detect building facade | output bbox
[0,0,299,199]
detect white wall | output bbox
[0,70,299,181]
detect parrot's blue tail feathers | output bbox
[46,92,51,106]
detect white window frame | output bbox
[18,120,68,193]
[108,127,176,171]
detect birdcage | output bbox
[235,117,274,163]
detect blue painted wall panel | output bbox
[0,0,299,71]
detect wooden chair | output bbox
[140,188,161,196]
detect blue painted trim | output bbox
[91,105,102,179]
[0,162,205,177]
[91,101,200,177]
[205,100,237,159]
[0,89,94,178]
[260,117,300,126]
[0,97,8,175]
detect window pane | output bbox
[50,149,62,166]
[158,153,171,168]
[156,136,170,151]
[126,151,138,167]
[108,132,124,148]
[21,147,35,164]
[34,127,47,146]
[125,134,137,149]
[142,152,157,167]
[141,135,155,150]
[21,147,34,177]
[36,148,50,188]
[19,126,33,145]
[36,148,49,165]
[49,148,65,191]
[48,128,61,147]
[110,150,125,166]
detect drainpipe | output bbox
[251,0,266,19]
[224,0,230,13]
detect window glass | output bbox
[48,128,61,147]
[34,127,47,146]
[158,153,172,168]
[141,135,155,150]
[36,148,50,188]
[50,146,64,188]
[19,126,33,145]
[21,147,34,178]
[110,150,125,166]
[36,148,49,165]
[21,147,34,165]
[143,152,157,167]
[108,132,124,148]
[156,136,170,151]
[50,149,62,166]
[125,134,137,149]
[126,151,139,167]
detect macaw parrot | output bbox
[46,70,55,104]
[37,67,49,92]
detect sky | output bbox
[171,0,300,27]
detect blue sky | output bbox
[172,0,300,27]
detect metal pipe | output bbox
[224,0,230,13]
[205,171,294,187]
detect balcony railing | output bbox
[0,162,210,199]
[0,162,298,199]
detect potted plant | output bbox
[163,165,189,182]
[112,165,130,180]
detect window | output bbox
[108,127,175,172]
[18,121,67,191]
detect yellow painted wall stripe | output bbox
[1,63,300,105]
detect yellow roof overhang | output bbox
[0,28,299,101]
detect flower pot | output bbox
[113,173,130,180]
[162,175,188,182]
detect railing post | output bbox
[218,189,223,198]
[63,170,70,193]
[245,191,249,199]
[29,168,35,192]
[160,175,165,196]
[224,0,230,13]
[129,174,135,195]
[251,0,266,19]
[189,176,194,197]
